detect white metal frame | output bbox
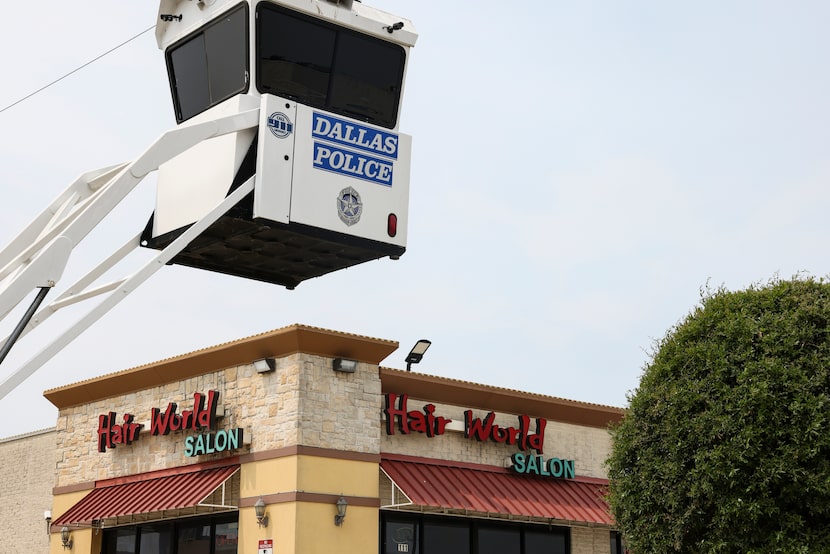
[0,108,260,401]
[380,467,413,509]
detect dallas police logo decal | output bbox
[267,112,293,138]
[337,187,362,226]
[312,112,396,187]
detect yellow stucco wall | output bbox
[295,502,378,554]
[296,455,378,497]
[241,456,299,496]
[49,489,94,554]
[239,454,380,554]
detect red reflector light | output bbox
[387,213,398,237]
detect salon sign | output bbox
[96,390,244,458]
[383,393,575,479]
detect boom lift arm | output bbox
[0,0,418,403]
[0,108,259,401]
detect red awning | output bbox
[54,464,239,526]
[381,455,613,526]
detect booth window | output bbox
[256,3,405,129]
[166,4,249,122]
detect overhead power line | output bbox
[0,25,155,116]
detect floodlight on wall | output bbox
[405,340,431,371]
[254,497,269,527]
[61,526,72,550]
[333,358,358,373]
[253,358,276,374]
[335,495,348,526]
[44,510,51,536]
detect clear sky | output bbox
[0,1,828,438]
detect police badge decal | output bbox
[337,187,362,226]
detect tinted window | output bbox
[176,521,211,554]
[167,4,248,122]
[169,34,210,121]
[104,528,137,554]
[215,521,239,554]
[329,32,403,125]
[526,529,568,554]
[102,514,238,554]
[257,4,405,128]
[478,525,520,554]
[423,520,469,554]
[381,513,571,554]
[610,531,623,554]
[257,7,335,106]
[384,517,420,554]
[139,523,173,554]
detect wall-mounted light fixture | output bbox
[254,497,269,527]
[405,340,431,371]
[253,358,276,374]
[333,358,358,373]
[334,495,348,526]
[44,510,52,536]
[61,526,72,550]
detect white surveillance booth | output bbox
[145,0,418,288]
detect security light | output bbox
[405,340,431,371]
[333,358,358,373]
[253,358,276,373]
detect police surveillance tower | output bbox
[146,0,417,287]
[0,0,417,400]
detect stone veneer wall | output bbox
[55,352,382,487]
[380,398,612,479]
[0,428,56,554]
[297,355,381,453]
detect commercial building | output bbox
[15,324,624,553]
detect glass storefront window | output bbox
[102,514,237,554]
[525,528,568,554]
[423,520,470,554]
[176,522,211,554]
[104,528,137,554]
[139,523,173,554]
[610,531,624,554]
[478,526,520,554]
[384,517,420,554]
[215,521,239,554]
[381,513,571,554]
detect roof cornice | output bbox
[44,324,398,409]
[379,367,624,429]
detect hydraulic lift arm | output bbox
[0,108,259,401]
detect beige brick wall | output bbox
[380,398,612,479]
[571,527,612,554]
[0,428,56,554]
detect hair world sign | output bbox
[97,390,244,458]
[383,393,575,479]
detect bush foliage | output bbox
[607,277,830,553]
